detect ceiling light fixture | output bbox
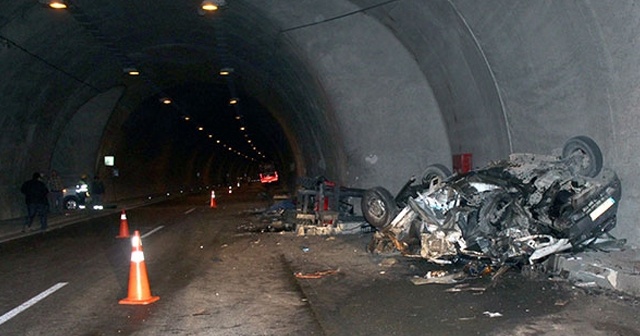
[47,0,67,9]
[219,67,234,76]
[229,98,239,105]
[202,0,227,10]
[201,1,219,11]
[123,67,140,76]
[160,98,172,105]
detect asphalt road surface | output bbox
[1,183,640,336]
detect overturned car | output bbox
[362,136,621,266]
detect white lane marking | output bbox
[141,225,164,239]
[0,282,68,326]
[184,207,196,215]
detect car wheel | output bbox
[562,136,603,177]
[421,164,452,187]
[361,187,398,230]
[63,196,78,210]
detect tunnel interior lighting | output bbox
[201,1,219,11]
[184,116,190,121]
[123,68,140,76]
[47,0,67,9]
[160,98,172,105]
[229,98,239,105]
[198,126,204,131]
[219,67,234,76]
[239,126,245,131]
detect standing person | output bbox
[21,172,49,232]
[90,175,105,210]
[47,169,64,213]
[75,174,89,209]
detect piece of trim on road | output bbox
[184,207,196,215]
[141,225,164,239]
[0,282,68,326]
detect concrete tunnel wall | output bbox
[0,0,639,245]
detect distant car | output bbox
[260,171,279,184]
[362,136,621,266]
[259,162,279,184]
[62,186,90,210]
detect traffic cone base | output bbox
[116,210,130,238]
[119,231,159,305]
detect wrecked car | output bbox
[362,136,621,266]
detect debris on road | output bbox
[239,175,372,236]
[411,271,465,285]
[294,269,340,279]
[483,311,503,318]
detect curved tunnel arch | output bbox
[1,0,639,245]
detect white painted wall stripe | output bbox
[0,282,68,326]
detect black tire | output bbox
[361,187,398,229]
[63,196,78,210]
[421,164,452,187]
[562,136,603,177]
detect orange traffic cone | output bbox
[210,190,217,208]
[116,210,130,238]
[119,230,160,305]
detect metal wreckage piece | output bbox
[365,136,622,267]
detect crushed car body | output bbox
[363,136,622,266]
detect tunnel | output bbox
[1,0,638,245]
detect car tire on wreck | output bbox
[361,186,398,230]
[562,135,603,177]
[421,164,452,187]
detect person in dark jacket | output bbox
[20,172,49,232]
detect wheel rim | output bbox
[367,198,386,220]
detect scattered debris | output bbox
[411,271,465,285]
[444,284,486,292]
[237,176,373,236]
[483,311,503,318]
[294,269,340,279]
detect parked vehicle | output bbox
[362,136,621,266]
[258,162,279,184]
[62,186,91,210]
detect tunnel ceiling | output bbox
[1,0,306,180]
[131,81,289,165]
